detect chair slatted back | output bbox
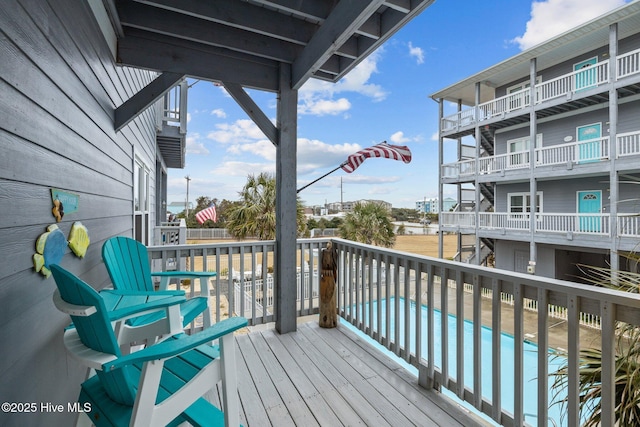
[50,265,138,405]
[102,236,154,292]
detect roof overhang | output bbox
[430,1,640,105]
[105,0,436,92]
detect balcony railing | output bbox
[478,87,531,121]
[146,238,640,426]
[147,238,329,325]
[156,79,188,134]
[440,49,639,132]
[333,238,640,426]
[446,212,620,237]
[442,133,634,180]
[617,47,640,79]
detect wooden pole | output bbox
[319,242,338,328]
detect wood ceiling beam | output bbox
[118,1,301,63]
[292,0,385,89]
[117,29,280,91]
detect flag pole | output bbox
[296,162,347,193]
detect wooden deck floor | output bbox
[210,321,489,427]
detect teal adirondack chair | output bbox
[50,264,247,427]
[102,236,216,330]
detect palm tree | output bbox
[550,262,640,426]
[226,172,306,240]
[338,202,395,247]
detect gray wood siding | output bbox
[0,1,159,426]
[495,32,640,98]
[495,175,640,214]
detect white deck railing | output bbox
[334,237,640,427]
[443,136,612,178]
[478,87,531,121]
[617,47,640,79]
[617,130,640,158]
[537,61,609,103]
[617,214,640,236]
[449,213,640,238]
[536,213,611,235]
[440,51,640,132]
[478,212,531,231]
[156,79,188,134]
[441,158,475,179]
[439,211,475,227]
[535,137,609,166]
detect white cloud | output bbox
[513,0,627,50]
[227,139,276,161]
[210,108,226,118]
[206,119,266,143]
[390,131,410,143]
[297,139,362,171]
[390,131,424,144]
[408,42,425,64]
[342,175,401,184]
[298,50,388,116]
[431,131,439,141]
[298,97,352,116]
[186,133,210,155]
[211,161,275,177]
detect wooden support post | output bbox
[319,242,338,328]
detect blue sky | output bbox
[169,0,630,210]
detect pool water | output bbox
[344,297,572,426]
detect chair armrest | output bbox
[103,289,186,297]
[103,317,248,371]
[99,290,186,322]
[62,328,117,370]
[151,271,216,278]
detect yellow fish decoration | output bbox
[68,222,90,258]
[33,222,91,278]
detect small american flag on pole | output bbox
[195,204,217,224]
[341,141,412,173]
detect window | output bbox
[506,134,542,167]
[134,156,151,244]
[508,192,542,220]
[506,77,541,110]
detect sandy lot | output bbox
[188,234,457,259]
[392,234,457,259]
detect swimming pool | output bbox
[343,297,571,426]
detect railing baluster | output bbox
[441,267,449,390]
[567,295,580,427]
[455,269,465,399]
[472,274,482,409]
[415,263,423,365]
[514,282,524,426]
[537,288,549,427]
[491,278,502,423]
[404,260,411,363]
[600,300,616,426]
[394,257,401,357]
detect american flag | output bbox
[341,141,412,173]
[195,204,217,224]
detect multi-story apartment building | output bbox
[416,197,456,214]
[432,2,640,282]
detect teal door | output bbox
[578,191,601,232]
[574,57,597,91]
[577,123,601,163]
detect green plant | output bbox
[550,262,640,426]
